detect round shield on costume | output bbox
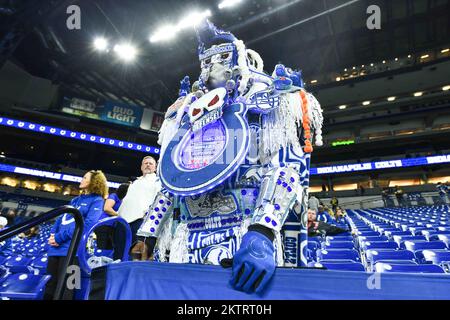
[160,88,250,196]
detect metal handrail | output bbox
[0,205,83,300]
[77,216,131,275]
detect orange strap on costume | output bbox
[299,90,313,153]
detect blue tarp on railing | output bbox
[100,261,450,300]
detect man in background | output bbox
[114,156,161,260]
[308,195,320,213]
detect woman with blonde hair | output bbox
[44,170,108,300]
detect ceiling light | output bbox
[395,58,398,61]
[150,25,179,43]
[336,77,341,82]
[407,55,412,58]
[93,37,108,51]
[339,105,347,110]
[114,43,137,62]
[370,63,374,67]
[362,101,371,106]
[382,60,386,64]
[441,48,450,54]
[218,0,243,9]
[420,54,429,59]
[387,96,396,101]
[442,85,450,91]
[177,9,212,29]
[310,80,317,84]
[414,92,423,97]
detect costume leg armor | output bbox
[136,192,173,238]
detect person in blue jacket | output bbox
[44,170,108,300]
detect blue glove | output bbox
[273,64,292,91]
[179,76,190,97]
[230,230,276,293]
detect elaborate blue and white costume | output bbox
[136,20,323,292]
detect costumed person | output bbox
[132,20,323,293]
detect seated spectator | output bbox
[307,209,348,237]
[334,207,347,224]
[316,205,334,223]
[0,216,12,257]
[96,183,130,250]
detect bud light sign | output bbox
[102,101,143,127]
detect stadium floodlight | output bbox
[218,0,243,9]
[150,25,178,43]
[414,91,423,97]
[93,37,108,51]
[362,101,371,106]
[387,96,396,101]
[113,43,137,62]
[177,9,212,29]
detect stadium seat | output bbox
[361,241,399,251]
[393,235,426,244]
[422,230,450,240]
[325,235,354,242]
[356,231,380,237]
[316,249,360,262]
[29,256,48,274]
[365,249,416,270]
[0,273,51,300]
[374,262,445,274]
[322,241,355,249]
[309,261,366,272]
[421,250,450,266]
[3,256,33,274]
[403,240,448,252]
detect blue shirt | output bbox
[99,193,122,223]
[48,194,104,257]
[317,210,334,223]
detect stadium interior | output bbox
[0,0,449,301]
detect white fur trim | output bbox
[169,222,190,263]
[246,49,264,72]
[234,40,252,95]
[155,215,174,262]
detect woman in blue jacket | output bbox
[44,170,108,300]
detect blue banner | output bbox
[310,154,450,175]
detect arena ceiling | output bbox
[1,0,449,112]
